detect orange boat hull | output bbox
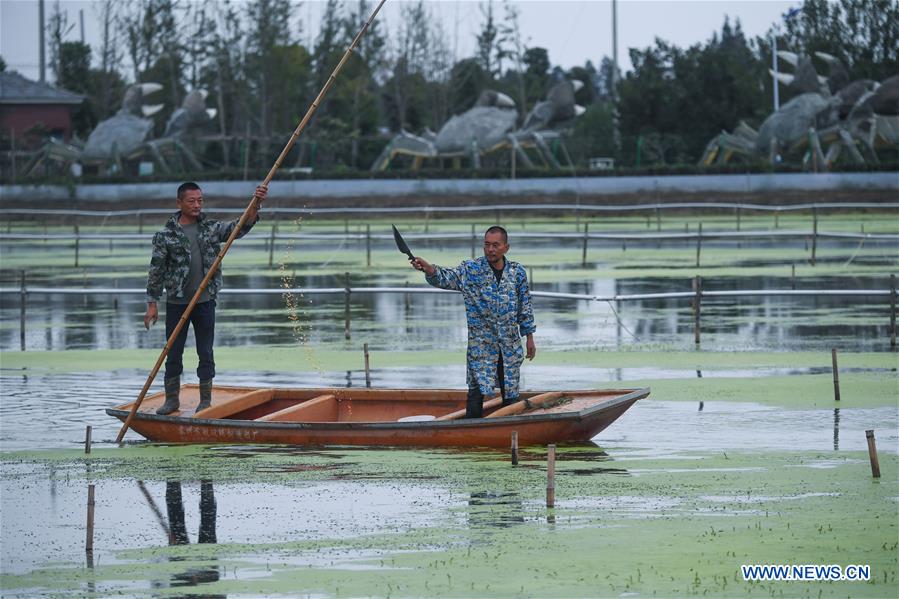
[108,386,648,448]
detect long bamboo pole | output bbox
[116,0,389,443]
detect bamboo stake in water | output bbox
[695,222,702,267]
[344,272,351,340]
[546,444,556,508]
[581,223,589,266]
[19,271,25,352]
[831,348,840,402]
[85,484,95,553]
[865,430,880,478]
[363,343,371,388]
[692,275,702,346]
[84,425,92,454]
[890,274,896,351]
[115,0,390,444]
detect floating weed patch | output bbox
[1,449,895,597]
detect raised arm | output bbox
[212,184,268,240]
[411,257,465,291]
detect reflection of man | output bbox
[144,181,267,415]
[412,226,536,418]
[165,480,217,545]
[165,481,220,590]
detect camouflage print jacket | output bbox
[146,211,257,303]
[425,256,536,399]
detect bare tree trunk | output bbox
[216,60,230,167]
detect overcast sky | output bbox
[2,0,797,83]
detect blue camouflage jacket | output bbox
[426,256,536,399]
[146,211,256,302]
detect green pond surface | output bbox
[1,445,896,597]
[1,212,897,596]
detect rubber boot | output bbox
[157,376,180,415]
[196,379,213,412]
[465,387,484,419]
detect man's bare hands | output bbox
[248,184,268,221]
[144,302,158,330]
[411,257,435,276]
[526,334,536,360]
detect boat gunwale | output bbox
[105,387,649,430]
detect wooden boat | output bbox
[107,385,649,448]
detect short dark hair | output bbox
[484,225,508,243]
[177,181,202,199]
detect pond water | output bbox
[1,220,897,596]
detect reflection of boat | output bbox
[107,386,648,448]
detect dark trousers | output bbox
[466,354,511,418]
[164,300,216,381]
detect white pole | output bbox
[772,31,780,111]
[38,0,46,83]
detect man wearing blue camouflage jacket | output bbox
[412,226,537,418]
[144,181,267,415]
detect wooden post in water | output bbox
[774,210,779,229]
[511,431,519,466]
[695,222,702,268]
[890,274,896,351]
[529,267,534,286]
[74,224,80,267]
[791,264,796,290]
[865,430,881,478]
[581,223,589,267]
[344,272,351,340]
[831,348,840,402]
[404,280,411,311]
[268,224,276,267]
[366,224,371,267]
[85,484,95,553]
[546,444,556,508]
[84,425,92,454]
[692,276,702,346]
[363,343,371,388]
[810,208,818,266]
[471,224,476,259]
[19,271,26,352]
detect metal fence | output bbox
[3,279,896,351]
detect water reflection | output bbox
[833,408,840,451]
[466,491,524,529]
[163,481,222,595]
[1,273,897,352]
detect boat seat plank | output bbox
[435,396,503,421]
[485,392,566,418]
[255,394,337,422]
[194,389,274,419]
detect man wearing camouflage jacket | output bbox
[411,226,537,418]
[144,181,267,415]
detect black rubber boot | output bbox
[465,388,484,419]
[157,376,180,415]
[196,379,213,412]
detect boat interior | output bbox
[116,385,636,423]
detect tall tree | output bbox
[47,0,74,86]
[245,0,295,136]
[497,0,526,113]
[475,0,502,78]
[93,0,124,119]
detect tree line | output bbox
[7,0,899,173]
